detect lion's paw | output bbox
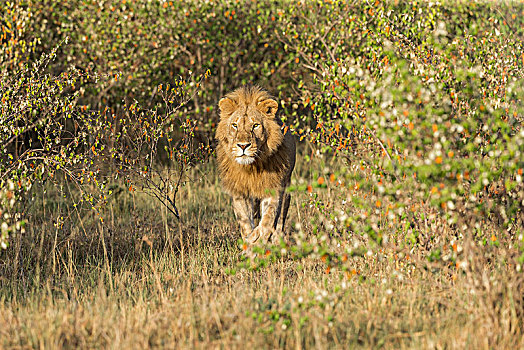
[250,225,275,244]
[244,228,260,244]
[269,228,283,244]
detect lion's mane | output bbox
[215,86,295,199]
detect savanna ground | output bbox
[1,0,524,349]
[1,155,522,349]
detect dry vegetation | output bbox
[0,156,522,349]
[1,0,523,348]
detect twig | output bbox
[367,129,400,180]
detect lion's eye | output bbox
[252,123,260,130]
[231,123,237,129]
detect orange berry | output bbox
[435,156,442,164]
[317,176,325,185]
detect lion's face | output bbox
[216,86,283,165]
[222,107,268,165]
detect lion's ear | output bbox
[257,98,278,118]
[218,97,237,118]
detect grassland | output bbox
[1,0,523,348]
[0,152,521,349]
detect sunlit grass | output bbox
[0,154,522,349]
[1,0,523,348]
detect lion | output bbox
[216,86,296,245]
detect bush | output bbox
[278,0,524,244]
[1,1,524,346]
[1,2,212,247]
[1,0,523,268]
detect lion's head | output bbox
[216,86,283,165]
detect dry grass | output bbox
[0,155,522,349]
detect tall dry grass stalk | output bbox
[0,157,522,349]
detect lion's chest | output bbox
[226,166,283,198]
[217,145,288,199]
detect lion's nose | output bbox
[237,143,251,151]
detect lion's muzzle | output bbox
[232,142,257,165]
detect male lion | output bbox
[216,86,296,244]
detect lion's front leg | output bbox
[232,196,258,242]
[250,191,284,244]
